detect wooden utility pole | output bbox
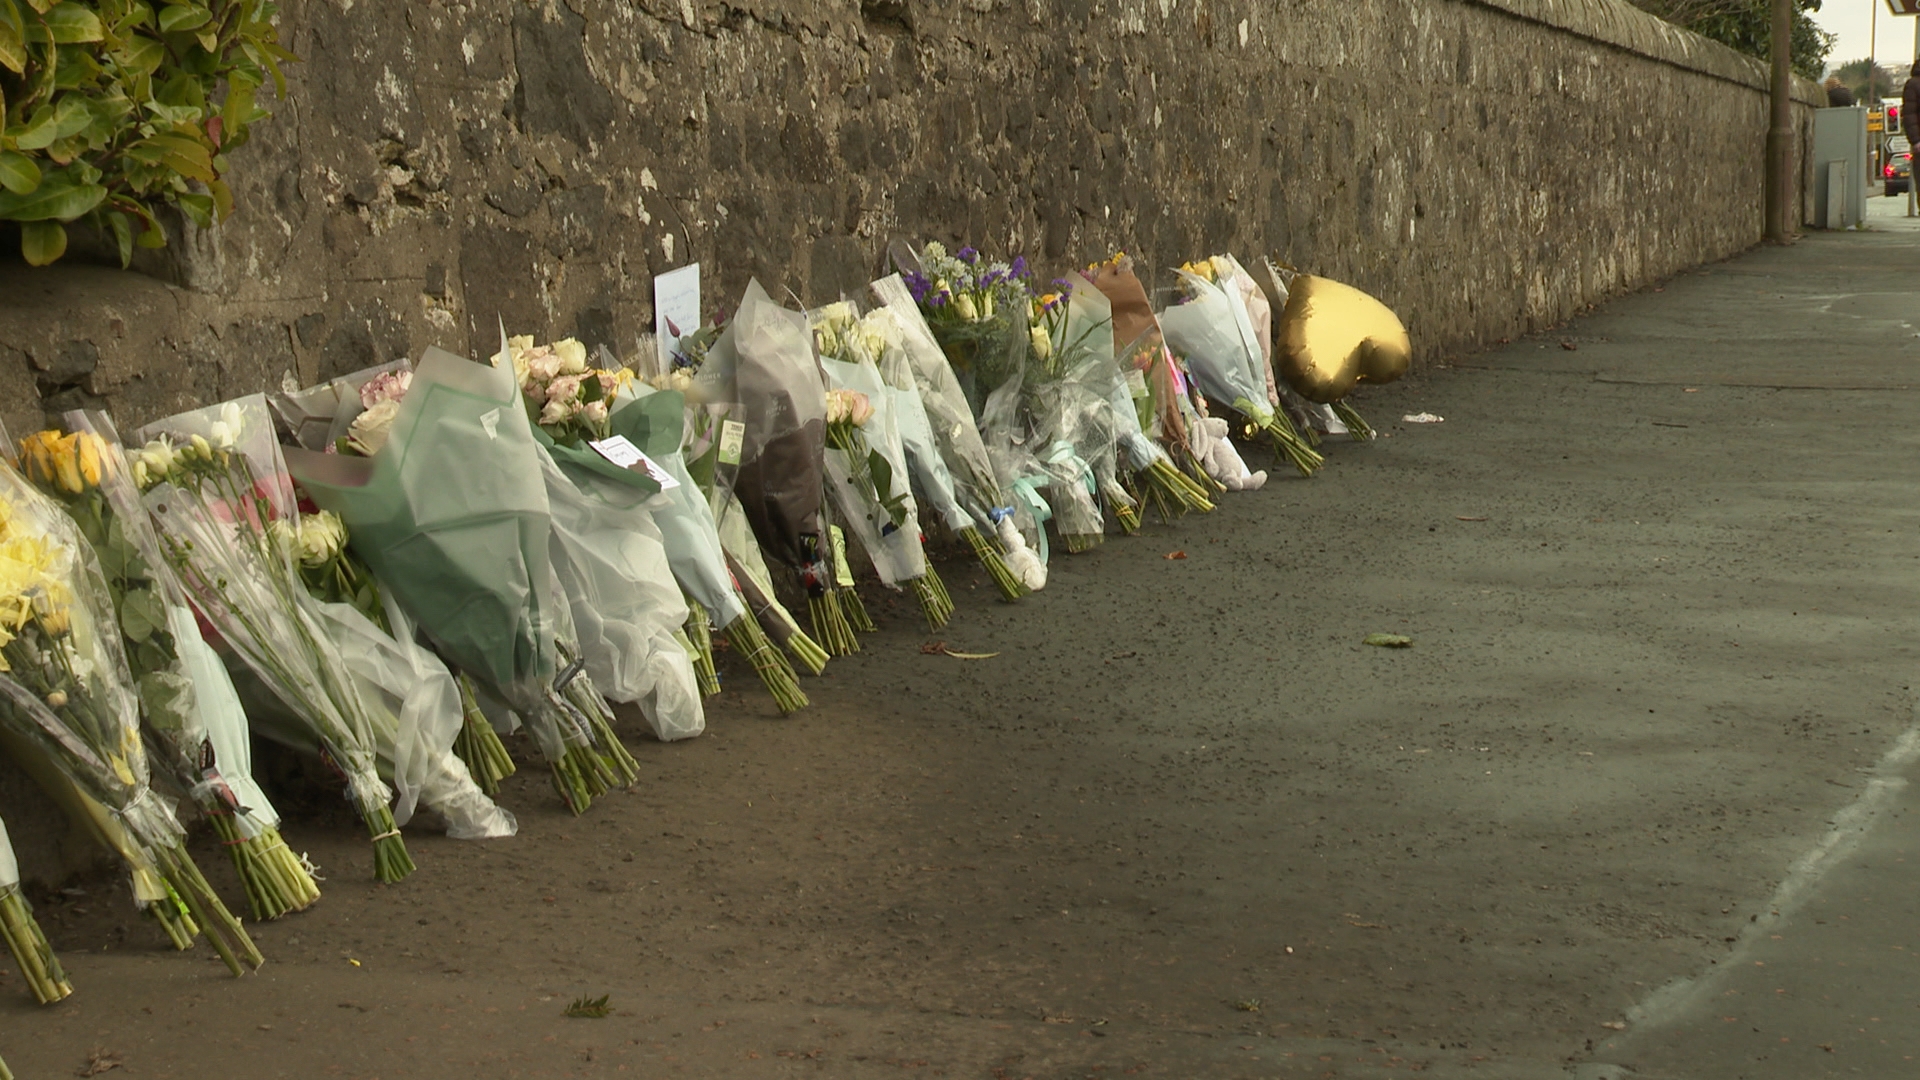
[1764,0,1794,241]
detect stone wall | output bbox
[0,0,1818,883]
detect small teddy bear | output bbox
[1191,416,1267,492]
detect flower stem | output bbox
[809,590,860,656]
[841,584,877,633]
[562,679,639,790]
[683,605,721,696]
[0,886,72,1004]
[206,810,318,920]
[152,842,264,974]
[358,802,415,885]
[958,525,1025,601]
[453,674,517,795]
[723,616,809,713]
[1260,412,1324,476]
[783,628,831,676]
[909,574,953,631]
[1330,400,1375,442]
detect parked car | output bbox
[1887,135,1913,197]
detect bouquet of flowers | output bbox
[1026,284,1125,550]
[870,274,1039,596]
[656,317,835,685]
[505,334,705,744]
[218,504,521,842]
[18,416,321,920]
[903,242,1037,417]
[0,814,69,1004]
[270,365,519,794]
[609,382,813,714]
[1090,255,1227,509]
[641,316,821,698]
[693,281,859,656]
[1161,259,1322,477]
[284,349,626,815]
[0,457,262,972]
[1071,267,1216,519]
[812,302,952,630]
[137,399,416,882]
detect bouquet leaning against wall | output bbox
[0,455,262,971]
[811,301,952,630]
[871,274,1040,596]
[270,363,520,796]
[138,399,416,883]
[17,415,320,920]
[694,281,859,657]
[505,335,704,745]
[286,349,625,816]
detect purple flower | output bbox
[929,291,949,308]
[957,246,979,265]
[903,270,933,302]
[1009,256,1029,278]
[981,268,1004,287]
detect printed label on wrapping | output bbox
[717,420,745,466]
[589,435,682,489]
[830,525,856,587]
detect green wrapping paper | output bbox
[287,349,558,707]
[286,348,616,813]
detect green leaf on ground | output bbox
[564,994,611,1019]
[1363,633,1412,648]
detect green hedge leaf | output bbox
[156,2,208,33]
[0,0,27,74]
[19,219,66,265]
[3,0,293,264]
[25,3,104,44]
[0,149,40,194]
[0,169,105,219]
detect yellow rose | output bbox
[76,433,103,488]
[52,434,84,494]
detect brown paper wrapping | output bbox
[1092,259,1188,449]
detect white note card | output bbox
[653,263,701,371]
[589,435,682,490]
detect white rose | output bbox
[296,511,347,567]
[581,400,609,425]
[1029,325,1052,361]
[554,338,589,375]
[348,399,402,456]
[539,398,572,426]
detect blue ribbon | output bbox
[1009,475,1054,565]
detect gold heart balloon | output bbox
[1277,275,1411,403]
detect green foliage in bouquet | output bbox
[0,0,294,266]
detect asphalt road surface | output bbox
[4,208,1920,1079]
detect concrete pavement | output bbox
[1573,190,1920,1079]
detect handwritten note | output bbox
[653,263,701,371]
[588,435,681,489]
